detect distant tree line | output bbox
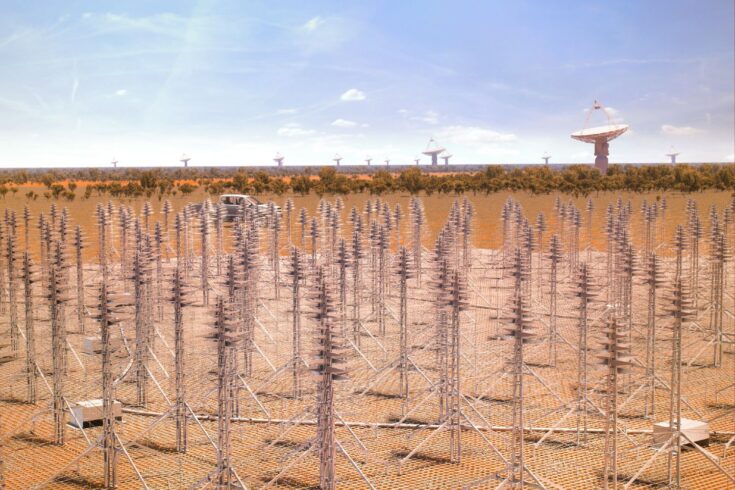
[0,164,733,200]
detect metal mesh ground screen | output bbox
[0,194,734,489]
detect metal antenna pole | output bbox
[598,313,632,489]
[336,239,348,337]
[22,252,37,404]
[133,221,150,408]
[574,262,599,446]
[73,225,85,334]
[161,199,172,262]
[5,217,18,357]
[643,253,663,419]
[285,198,294,246]
[49,241,67,445]
[172,264,193,452]
[310,217,319,266]
[397,247,411,401]
[311,266,348,490]
[410,197,425,287]
[272,203,281,300]
[200,202,211,306]
[394,203,402,249]
[506,247,533,486]
[535,213,546,300]
[548,235,562,366]
[298,208,307,249]
[351,229,364,349]
[447,270,465,463]
[289,247,305,399]
[214,203,225,275]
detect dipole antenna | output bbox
[198,296,246,489]
[271,202,281,300]
[310,217,320,265]
[5,217,18,357]
[547,235,562,366]
[199,202,211,306]
[298,208,308,249]
[73,225,85,334]
[132,221,151,407]
[214,203,225,276]
[288,247,306,399]
[575,262,599,446]
[22,252,38,404]
[285,198,294,245]
[161,199,173,262]
[311,266,348,490]
[596,313,632,489]
[172,264,195,452]
[503,248,534,487]
[351,228,364,348]
[535,213,546,300]
[336,238,349,336]
[49,240,69,445]
[396,247,412,401]
[410,197,425,286]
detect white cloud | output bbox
[438,125,517,145]
[661,124,704,136]
[416,110,439,124]
[331,118,357,128]
[114,89,127,96]
[340,88,366,102]
[303,16,325,31]
[277,123,315,137]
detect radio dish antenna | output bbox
[274,152,285,167]
[571,100,628,173]
[422,137,445,166]
[333,153,342,167]
[666,148,680,164]
[111,157,118,169]
[542,152,551,165]
[180,153,191,168]
[441,153,452,166]
[365,155,372,166]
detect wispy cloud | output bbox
[564,58,697,69]
[86,12,189,38]
[331,118,357,128]
[438,125,517,145]
[661,124,704,136]
[340,88,366,102]
[413,111,439,124]
[277,123,316,137]
[303,16,324,31]
[114,89,127,96]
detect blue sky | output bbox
[0,0,732,168]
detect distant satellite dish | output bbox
[571,101,629,173]
[423,137,446,166]
[570,124,629,143]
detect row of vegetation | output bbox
[0,164,733,200]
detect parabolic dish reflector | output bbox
[571,124,629,143]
